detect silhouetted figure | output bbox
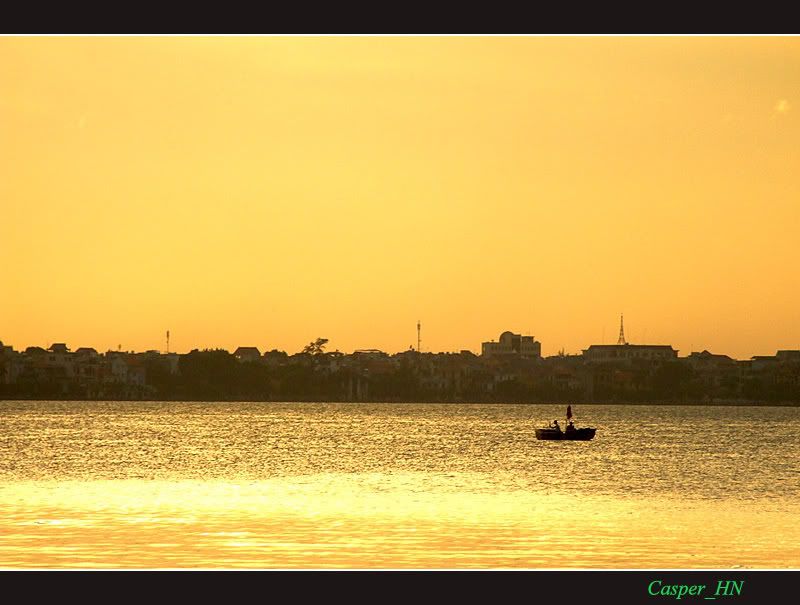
[566,420,576,434]
[551,420,562,433]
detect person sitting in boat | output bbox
[551,420,562,433]
[566,420,576,434]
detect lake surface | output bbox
[1,401,799,568]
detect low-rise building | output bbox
[233,347,261,363]
[583,344,678,363]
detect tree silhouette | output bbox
[302,338,329,355]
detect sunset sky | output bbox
[1,36,798,359]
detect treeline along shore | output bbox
[2,337,800,404]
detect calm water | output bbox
[1,401,799,568]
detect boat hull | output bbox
[535,427,596,441]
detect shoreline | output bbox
[1,397,798,407]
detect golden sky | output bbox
[1,36,798,358]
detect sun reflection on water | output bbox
[1,402,799,568]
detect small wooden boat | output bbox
[536,405,597,441]
[535,426,596,441]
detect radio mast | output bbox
[617,314,627,345]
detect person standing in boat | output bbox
[565,405,576,434]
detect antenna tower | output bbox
[417,320,421,353]
[166,330,170,354]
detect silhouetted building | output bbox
[686,350,734,364]
[262,349,288,367]
[583,344,678,363]
[352,349,388,360]
[164,353,180,375]
[685,350,738,393]
[75,347,99,357]
[233,347,261,362]
[482,331,541,359]
[751,355,780,370]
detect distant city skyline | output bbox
[2,37,798,360]
[1,322,796,362]
[3,331,798,404]
[2,325,796,359]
